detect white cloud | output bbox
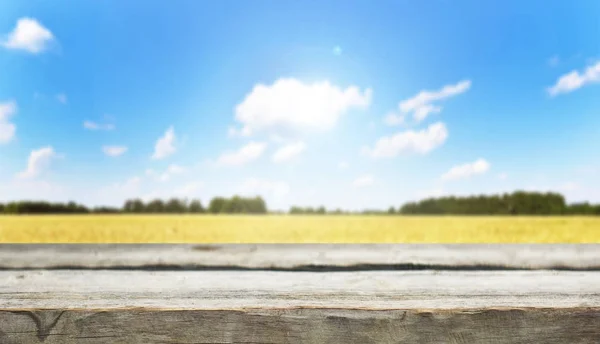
[174,181,204,197]
[216,141,267,166]
[233,78,372,136]
[17,146,58,179]
[124,176,141,187]
[269,134,286,143]
[102,145,128,157]
[497,172,509,180]
[384,105,443,126]
[160,164,186,181]
[272,141,306,163]
[2,18,54,54]
[412,104,442,122]
[400,80,471,113]
[362,122,448,158]
[228,126,252,138]
[548,61,600,96]
[84,120,115,131]
[0,101,17,144]
[56,93,67,104]
[353,175,374,188]
[145,164,187,182]
[383,112,405,126]
[166,164,186,174]
[338,161,349,169]
[240,178,290,197]
[152,126,176,160]
[385,80,470,124]
[441,158,490,181]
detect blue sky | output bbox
[0,0,599,210]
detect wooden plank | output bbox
[3,245,600,342]
[2,244,600,269]
[1,308,599,344]
[3,270,600,309]
[1,270,600,343]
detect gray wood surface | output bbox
[1,270,600,343]
[3,245,600,343]
[2,244,600,269]
[2,308,599,344]
[3,270,600,309]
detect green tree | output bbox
[222,195,246,213]
[398,191,568,215]
[93,206,120,213]
[165,198,186,213]
[123,200,134,213]
[146,199,165,213]
[188,199,205,213]
[208,197,226,214]
[289,206,303,214]
[131,199,145,213]
[246,197,267,214]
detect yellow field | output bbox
[0,215,599,243]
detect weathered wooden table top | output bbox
[1,244,600,343]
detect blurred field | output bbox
[0,215,599,243]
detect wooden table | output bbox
[1,244,599,343]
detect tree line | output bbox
[122,196,267,214]
[0,196,267,215]
[0,201,108,214]
[289,191,600,215]
[1,191,599,215]
[397,191,600,215]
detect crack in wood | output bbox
[3,263,600,272]
[8,310,65,342]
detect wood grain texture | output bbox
[2,270,600,343]
[2,244,600,269]
[3,245,600,343]
[3,270,600,309]
[2,308,600,344]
